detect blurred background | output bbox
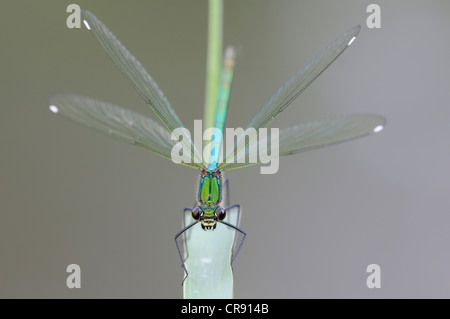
[1,0,450,298]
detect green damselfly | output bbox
[49,10,385,277]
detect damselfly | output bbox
[49,10,385,273]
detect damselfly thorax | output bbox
[192,169,226,230]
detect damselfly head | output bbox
[192,205,226,231]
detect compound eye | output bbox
[192,207,201,220]
[217,207,226,221]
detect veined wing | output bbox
[49,94,201,169]
[220,25,361,167]
[80,9,202,165]
[221,114,385,171]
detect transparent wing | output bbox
[222,114,385,171]
[80,9,202,164]
[221,25,361,167]
[49,94,201,169]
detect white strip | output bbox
[347,36,356,46]
[83,20,91,30]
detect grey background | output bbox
[1,0,449,298]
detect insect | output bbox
[49,10,385,272]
